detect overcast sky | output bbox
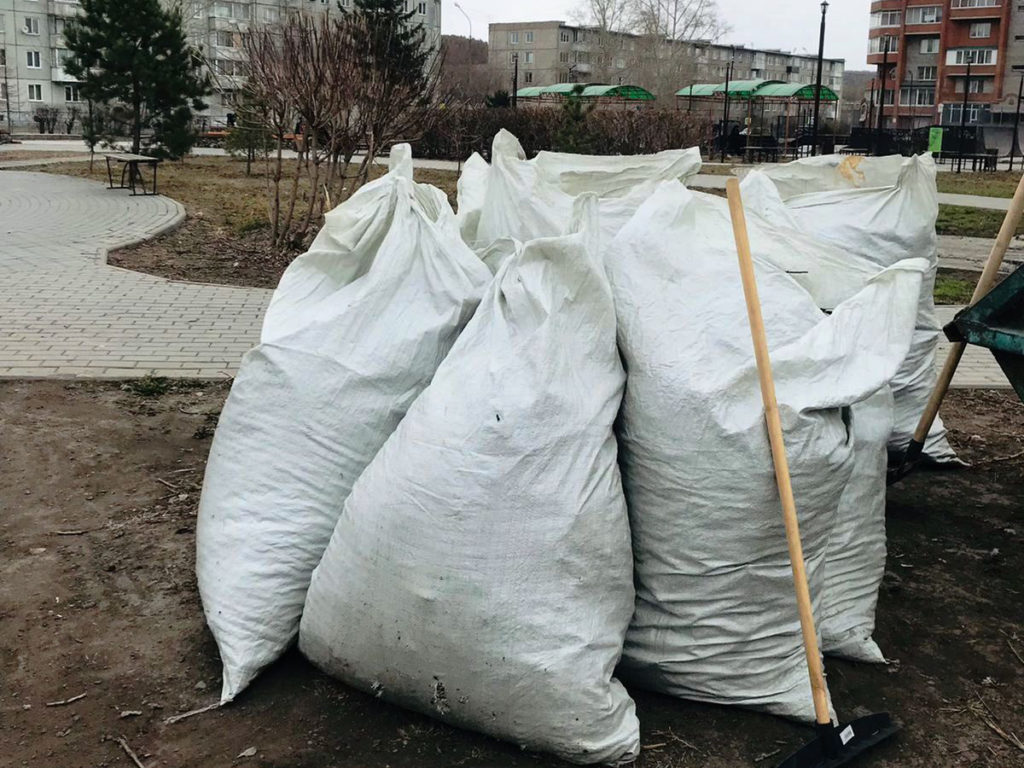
[442,0,872,71]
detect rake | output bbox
[726,178,900,768]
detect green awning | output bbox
[515,86,546,98]
[580,84,655,100]
[676,83,720,97]
[542,82,599,95]
[714,79,783,98]
[753,82,839,101]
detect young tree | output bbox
[63,0,210,156]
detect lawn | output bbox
[30,155,459,288]
[936,204,1024,239]
[934,269,978,305]
[936,170,1022,199]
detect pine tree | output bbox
[348,0,432,92]
[63,0,210,157]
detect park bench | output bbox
[104,153,161,196]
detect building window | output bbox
[213,3,248,19]
[906,5,942,24]
[50,17,67,36]
[1,83,7,101]
[509,31,518,44]
[262,6,278,22]
[65,84,80,101]
[917,65,938,80]
[559,51,569,63]
[26,50,41,68]
[955,76,993,93]
[52,48,70,67]
[869,10,901,27]
[28,84,43,101]
[523,71,533,84]
[951,0,999,6]
[524,31,533,43]
[416,1,426,13]
[868,36,898,54]
[560,30,569,43]
[558,72,569,83]
[0,48,5,66]
[970,22,992,38]
[212,58,245,76]
[23,16,40,34]
[947,48,996,65]
[920,37,940,54]
[524,51,533,64]
[215,30,234,47]
[900,86,935,105]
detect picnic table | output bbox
[104,153,161,196]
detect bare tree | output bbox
[628,0,729,41]
[243,7,441,252]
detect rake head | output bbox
[776,713,900,768]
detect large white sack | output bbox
[756,154,956,462]
[456,129,701,248]
[819,388,893,663]
[196,146,493,703]
[606,182,925,720]
[299,220,640,765]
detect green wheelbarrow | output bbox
[891,171,1024,482]
[943,262,1024,405]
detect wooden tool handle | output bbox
[725,178,832,726]
[910,170,1024,450]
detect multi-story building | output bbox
[0,0,441,131]
[0,0,84,132]
[867,0,1024,129]
[487,20,845,102]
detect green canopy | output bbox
[580,84,655,100]
[676,83,720,97]
[753,82,840,101]
[542,82,599,95]
[515,86,546,98]
[713,79,783,98]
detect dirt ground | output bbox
[26,157,459,289]
[2,382,1022,768]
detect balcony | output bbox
[47,0,82,17]
[50,66,79,82]
[949,0,1004,19]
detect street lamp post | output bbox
[957,52,973,173]
[511,52,519,109]
[1009,75,1022,172]
[453,2,472,42]
[720,46,735,163]
[874,36,889,155]
[811,0,829,156]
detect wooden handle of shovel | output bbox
[725,178,832,726]
[909,171,1024,454]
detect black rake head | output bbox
[776,713,900,768]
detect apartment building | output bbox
[0,0,441,131]
[487,20,844,101]
[867,0,1024,128]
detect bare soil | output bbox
[2,382,1022,768]
[27,157,459,289]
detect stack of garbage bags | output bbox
[197,132,947,764]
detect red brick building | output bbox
[867,0,1024,128]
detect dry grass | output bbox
[936,171,1023,199]
[0,150,90,163]
[22,155,459,287]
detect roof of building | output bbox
[516,83,656,100]
[676,83,721,97]
[580,84,655,100]
[714,79,783,97]
[755,82,840,100]
[675,80,839,100]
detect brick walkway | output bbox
[0,170,1012,388]
[0,171,270,378]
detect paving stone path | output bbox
[0,169,1011,388]
[0,171,270,378]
